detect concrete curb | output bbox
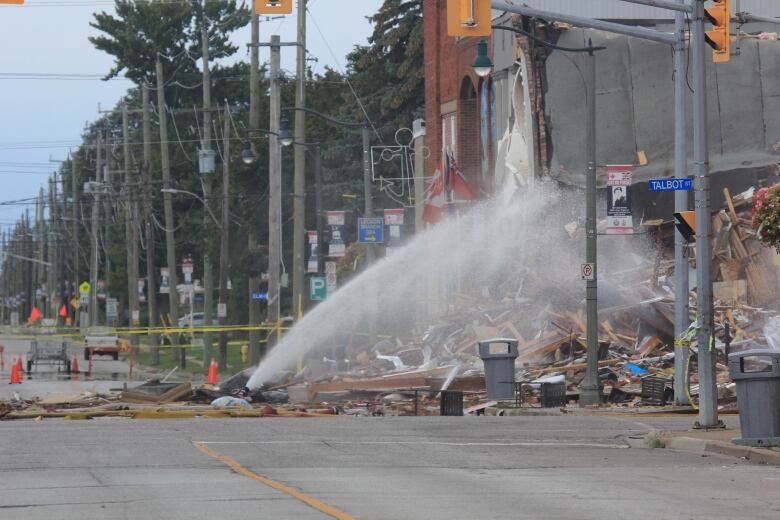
[667,436,780,465]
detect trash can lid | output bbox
[478,338,519,346]
[728,349,780,361]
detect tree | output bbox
[344,0,423,136]
[89,0,196,84]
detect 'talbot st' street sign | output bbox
[648,178,692,192]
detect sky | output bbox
[0,0,383,232]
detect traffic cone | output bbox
[207,357,218,385]
[9,357,20,384]
[15,356,23,375]
[71,355,79,374]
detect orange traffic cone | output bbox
[9,357,21,384]
[207,357,218,385]
[71,355,79,374]
[15,356,23,375]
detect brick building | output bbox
[423,1,497,195]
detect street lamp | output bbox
[241,120,294,165]
[472,38,493,77]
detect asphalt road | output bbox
[1,414,778,520]
[0,336,134,401]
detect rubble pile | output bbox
[280,187,780,411]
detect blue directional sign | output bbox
[358,217,384,244]
[251,292,268,301]
[648,178,692,192]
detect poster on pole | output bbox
[307,231,319,274]
[327,211,346,258]
[606,164,634,235]
[160,268,170,294]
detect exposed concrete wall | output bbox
[543,29,780,188]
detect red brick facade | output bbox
[423,0,492,193]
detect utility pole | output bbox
[89,131,102,328]
[52,173,61,320]
[36,188,45,315]
[156,58,183,368]
[413,120,426,235]
[201,14,216,367]
[363,125,377,347]
[673,0,690,405]
[217,103,231,371]
[692,0,719,428]
[102,129,111,295]
[71,153,80,307]
[142,86,159,364]
[580,43,601,407]
[314,146,324,275]
[123,103,140,343]
[267,35,282,340]
[248,11,262,364]
[292,0,307,319]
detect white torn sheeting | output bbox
[495,52,537,199]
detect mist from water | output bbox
[247,181,653,389]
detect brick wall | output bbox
[423,0,492,192]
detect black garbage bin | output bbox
[729,349,780,446]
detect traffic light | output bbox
[704,0,730,63]
[447,0,491,37]
[254,0,292,15]
[674,211,697,243]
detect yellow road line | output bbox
[193,442,355,520]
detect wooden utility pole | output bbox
[267,35,282,341]
[201,14,216,367]
[36,188,45,314]
[217,103,231,371]
[292,0,307,320]
[142,86,159,364]
[156,58,183,368]
[248,10,262,364]
[123,103,141,342]
[71,152,80,310]
[89,132,101,328]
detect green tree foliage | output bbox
[344,0,423,137]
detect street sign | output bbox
[648,178,692,192]
[79,281,90,294]
[310,277,327,301]
[358,217,384,244]
[251,292,269,301]
[581,263,596,281]
[106,298,118,319]
[217,303,227,319]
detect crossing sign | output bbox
[79,281,90,295]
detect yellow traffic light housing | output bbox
[704,0,730,63]
[254,0,292,15]
[447,0,491,37]
[674,211,697,243]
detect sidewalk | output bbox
[660,423,780,465]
